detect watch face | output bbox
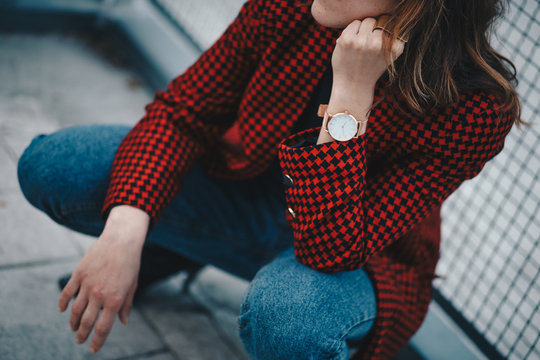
[327,113,358,141]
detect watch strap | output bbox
[317,104,328,118]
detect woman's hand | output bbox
[58,205,150,354]
[331,17,405,90]
[318,17,405,144]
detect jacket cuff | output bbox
[278,128,367,262]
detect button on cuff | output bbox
[287,207,296,218]
[283,174,294,188]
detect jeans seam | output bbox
[238,277,257,331]
[323,315,377,360]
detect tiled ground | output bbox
[0,32,250,360]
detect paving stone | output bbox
[0,95,60,134]
[190,266,248,313]
[0,95,61,160]
[0,34,152,129]
[0,27,254,360]
[189,267,250,359]
[210,308,250,360]
[0,191,81,267]
[69,230,96,253]
[130,352,177,360]
[0,261,165,360]
[138,278,243,360]
[0,137,18,190]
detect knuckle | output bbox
[80,319,93,330]
[363,18,376,26]
[346,19,361,29]
[58,294,68,305]
[71,303,84,316]
[341,39,352,48]
[94,325,109,337]
[352,38,367,50]
[105,295,123,309]
[91,289,104,301]
[336,36,348,46]
[362,37,381,51]
[369,40,382,52]
[72,269,85,282]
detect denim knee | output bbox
[17,126,121,225]
[237,257,377,359]
[238,280,348,360]
[18,134,55,213]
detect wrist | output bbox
[332,74,377,95]
[103,205,150,247]
[327,81,375,120]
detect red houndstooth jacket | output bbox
[102,0,514,358]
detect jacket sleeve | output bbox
[102,0,268,224]
[278,95,514,272]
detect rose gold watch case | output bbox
[318,105,368,142]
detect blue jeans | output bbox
[17,125,377,360]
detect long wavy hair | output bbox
[300,0,523,126]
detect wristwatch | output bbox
[318,104,368,142]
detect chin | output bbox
[310,7,347,29]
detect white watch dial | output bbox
[327,113,358,141]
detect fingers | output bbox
[76,298,101,344]
[354,17,405,59]
[340,19,362,38]
[357,18,377,38]
[69,286,89,331]
[89,307,118,354]
[68,284,127,353]
[391,39,405,59]
[338,18,387,50]
[118,285,136,325]
[58,274,81,312]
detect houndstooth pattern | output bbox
[102,1,515,358]
[279,92,509,274]
[279,91,513,358]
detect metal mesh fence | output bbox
[153,0,540,359]
[436,1,540,359]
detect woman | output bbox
[17,0,521,358]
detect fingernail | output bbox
[90,346,96,354]
[76,337,82,344]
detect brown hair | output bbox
[381,0,523,126]
[385,0,525,125]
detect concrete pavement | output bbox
[0,32,250,360]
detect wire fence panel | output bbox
[436,1,540,359]
[153,0,539,359]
